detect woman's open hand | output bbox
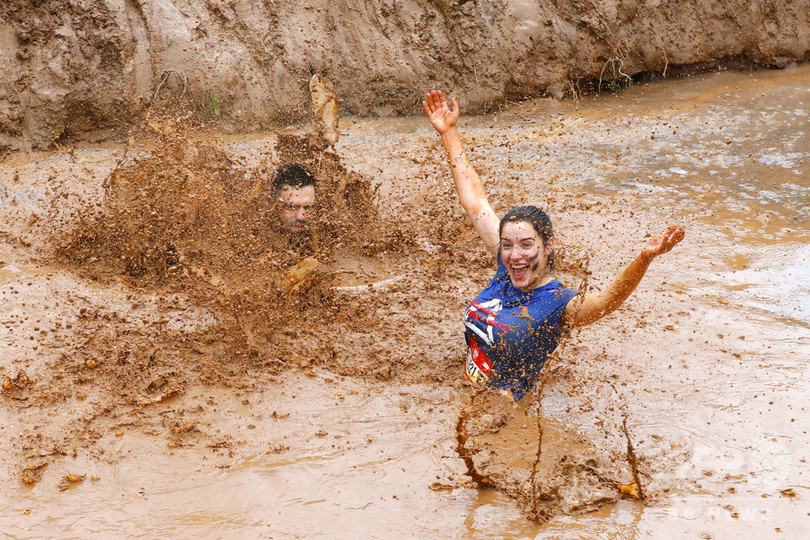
[423,91,459,135]
[641,224,686,259]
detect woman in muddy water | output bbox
[423,90,685,401]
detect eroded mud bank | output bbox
[3,0,810,152]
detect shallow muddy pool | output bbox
[3,66,810,538]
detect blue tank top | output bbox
[464,254,577,401]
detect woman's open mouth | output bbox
[509,263,528,281]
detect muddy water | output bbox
[462,65,810,536]
[462,66,810,535]
[3,66,810,537]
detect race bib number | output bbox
[465,338,493,386]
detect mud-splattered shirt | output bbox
[464,254,577,401]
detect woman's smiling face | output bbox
[500,221,553,291]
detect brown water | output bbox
[2,66,810,537]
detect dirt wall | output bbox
[2,0,810,152]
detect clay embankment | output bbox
[2,0,810,153]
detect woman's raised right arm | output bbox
[423,91,500,256]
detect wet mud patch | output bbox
[455,351,664,523]
[2,110,703,529]
[2,115,484,486]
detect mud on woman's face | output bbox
[500,221,552,291]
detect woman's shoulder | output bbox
[545,279,576,292]
[547,279,578,296]
[530,279,578,304]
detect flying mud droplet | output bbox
[428,481,456,492]
[2,370,34,401]
[283,256,323,295]
[58,473,85,491]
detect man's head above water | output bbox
[272,163,316,235]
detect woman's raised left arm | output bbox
[563,224,685,327]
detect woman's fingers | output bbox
[642,224,684,258]
[657,224,685,254]
[423,91,460,134]
[424,90,454,114]
[666,224,686,249]
[425,90,442,111]
[437,92,448,111]
[424,94,438,115]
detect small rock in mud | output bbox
[618,483,641,499]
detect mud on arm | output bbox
[423,91,500,255]
[563,224,686,327]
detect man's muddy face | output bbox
[279,184,315,234]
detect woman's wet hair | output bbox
[499,205,555,269]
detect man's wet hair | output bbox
[272,163,316,195]
[499,205,555,269]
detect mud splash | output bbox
[456,353,651,522]
[4,107,633,526]
[450,254,652,523]
[2,66,809,537]
[24,114,394,447]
